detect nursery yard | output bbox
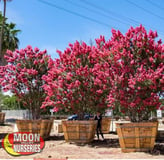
[0,120,164,159]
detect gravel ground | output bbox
[0,121,164,159]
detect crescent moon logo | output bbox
[2,132,45,156]
[2,134,20,156]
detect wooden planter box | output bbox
[101,117,111,134]
[116,122,158,152]
[0,112,5,124]
[62,120,97,143]
[16,119,53,139]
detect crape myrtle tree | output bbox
[42,39,113,120]
[0,46,53,120]
[107,25,164,122]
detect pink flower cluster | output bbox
[106,25,164,122]
[42,40,112,115]
[1,25,163,122]
[42,25,164,121]
[0,45,52,120]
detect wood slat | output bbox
[62,120,97,143]
[0,112,5,124]
[116,122,158,152]
[16,119,53,139]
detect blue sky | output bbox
[1,0,164,59]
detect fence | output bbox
[2,109,32,119]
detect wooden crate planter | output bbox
[40,119,53,138]
[0,112,5,124]
[116,122,158,152]
[62,120,97,143]
[16,119,53,139]
[101,117,111,134]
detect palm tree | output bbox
[3,20,20,51]
[0,0,13,65]
[0,12,20,65]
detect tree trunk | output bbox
[0,52,7,65]
[31,107,41,120]
[0,0,6,66]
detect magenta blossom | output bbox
[42,40,113,119]
[0,46,52,120]
[106,25,164,122]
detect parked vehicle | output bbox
[67,114,93,120]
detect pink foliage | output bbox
[106,25,164,122]
[42,25,163,121]
[1,25,163,122]
[42,40,113,117]
[0,46,52,120]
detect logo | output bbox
[2,132,45,156]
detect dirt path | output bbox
[0,123,164,159]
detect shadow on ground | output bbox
[88,138,120,148]
[150,140,164,155]
[1,125,164,156]
[5,118,16,123]
[0,133,7,140]
[0,133,8,149]
[45,135,65,141]
[0,123,13,127]
[65,137,120,149]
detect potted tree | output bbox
[0,46,53,138]
[42,39,112,143]
[107,25,164,152]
